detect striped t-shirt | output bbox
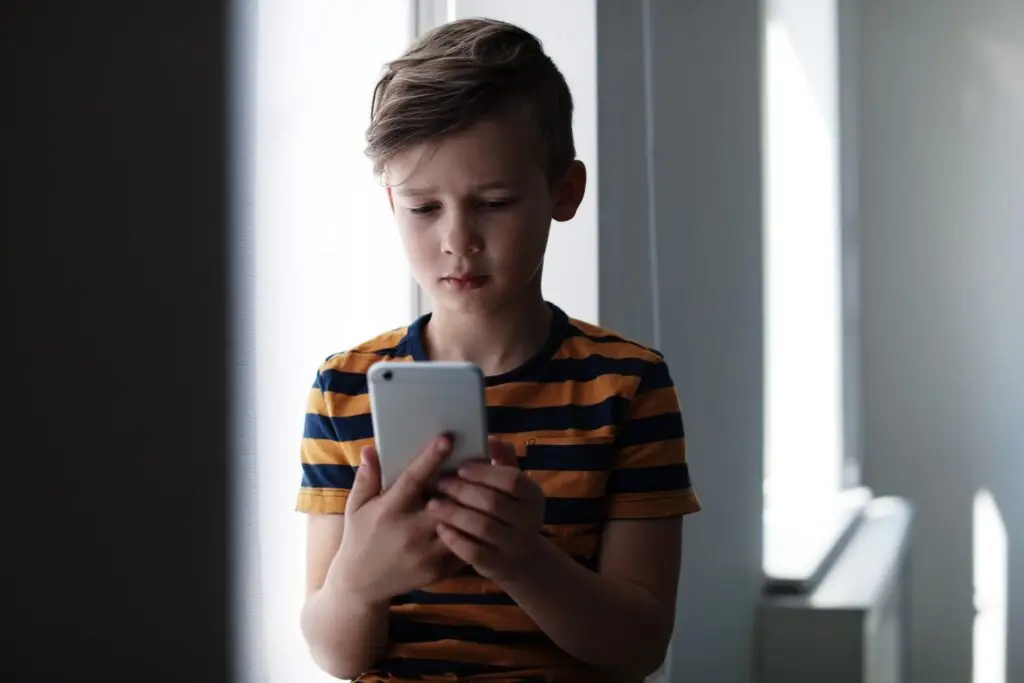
[297,303,701,683]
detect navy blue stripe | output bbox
[565,324,664,359]
[373,658,518,679]
[607,463,691,494]
[637,360,674,392]
[301,463,355,489]
[521,442,614,471]
[388,334,416,359]
[391,590,516,606]
[544,496,606,525]
[310,413,374,442]
[538,355,654,383]
[389,619,549,647]
[303,413,338,440]
[319,369,368,396]
[617,411,684,447]
[487,395,628,435]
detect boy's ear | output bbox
[386,184,395,213]
[551,160,587,223]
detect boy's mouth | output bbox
[441,274,489,290]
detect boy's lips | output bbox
[441,274,489,290]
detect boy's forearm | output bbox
[498,540,674,681]
[300,583,390,680]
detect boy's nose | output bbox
[441,211,483,255]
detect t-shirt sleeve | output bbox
[295,360,365,514]
[606,358,701,520]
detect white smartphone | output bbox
[367,360,489,490]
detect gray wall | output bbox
[598,2,764,681]
[859,1,1024,682]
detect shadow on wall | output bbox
[859,0,1024,682]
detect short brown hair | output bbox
[366,18,575,179]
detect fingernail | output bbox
[436,435,451,452]
[427,498,441,511]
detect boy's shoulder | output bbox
[317,326,411,375]
[562,316,666,366]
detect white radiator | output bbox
[756,497,913,683]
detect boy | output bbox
[296,18,700,683]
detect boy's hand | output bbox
[327,436,465,606]
[427,436,546,583]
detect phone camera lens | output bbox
[382,370,393,381]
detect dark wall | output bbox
[2,2,232,681]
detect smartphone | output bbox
[367,360,489,490]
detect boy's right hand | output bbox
[325,435,464,606]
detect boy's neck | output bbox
[423,294,554,377]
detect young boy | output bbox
[296,18,700,683]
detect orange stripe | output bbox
[305,386,329,414]
[322,350,413,375]
[422,575,503,595]
[389,641,574,668]
[559,333,657,362]
[544,532,601,557]
[606,489,701,518]
[296,488,348,514]
[615,438,686,468]
[629,386,680,419]
[499,425,616,442]
[392,604,540,632]
[528,470,609,498]
[486,375,629,408]
[323,391,370,417]
[300,437,361,465]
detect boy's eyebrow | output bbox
[393,181,519,197]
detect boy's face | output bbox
[386,119,585,316]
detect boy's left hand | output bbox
[427,436,545,583]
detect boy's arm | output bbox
[296,359,389,679]
[498,358,699,681]
[500,516,682,681]
[300,514,390,680]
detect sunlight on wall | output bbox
[763,0,844,513]
[254,1,414,680]
[973,488,1008,683]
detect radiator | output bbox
[756,497,913,683]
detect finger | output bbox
[345,446,381,513]
[456,461,526,499]
[427,497,510,545]
[435,477,519,524]
[388,435,451,506]
[488,436,518,467]
[436,523,496,568]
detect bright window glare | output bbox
[254,2,413,680]
[763,0,844,515]
[973,489,1008,683]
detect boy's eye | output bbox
[409,204,439,215]
[481,198,517,209]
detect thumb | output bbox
[345,446,381,513]
[488,436,518,468]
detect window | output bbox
[249,2,599,680]
[415,0,599,323]
[253,2,415,680]
[762,0,863,581]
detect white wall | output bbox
[254,3,415,681]
[859,1,1024,681]
[445,0,599,324]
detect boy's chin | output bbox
[429,288,513,316]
